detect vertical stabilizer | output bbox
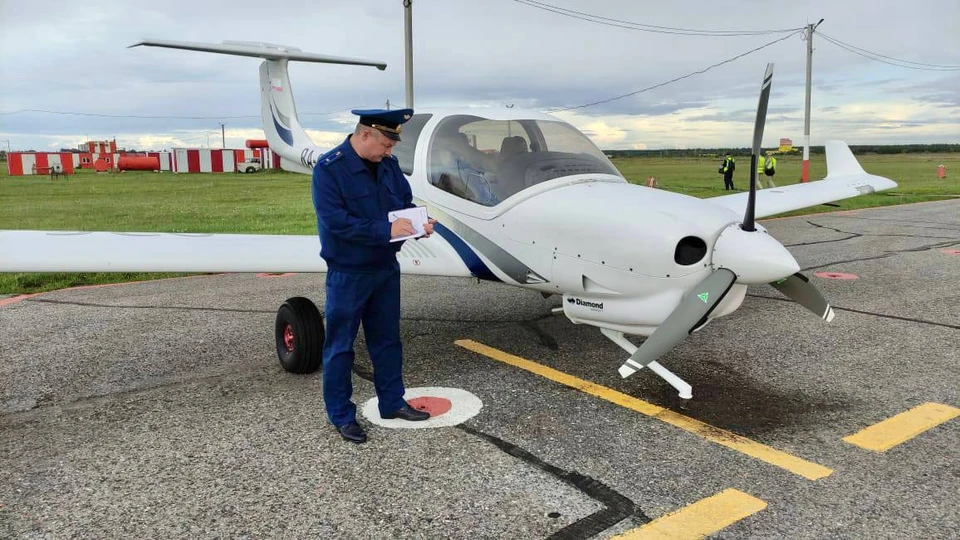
[129,39,387,173]
[259,59,322,174]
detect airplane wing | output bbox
[0,230,473,277]
[707,141,897,219]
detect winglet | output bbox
[824,140,866,178]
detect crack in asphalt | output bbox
[750,294,960,331]
[813,213,960,233]
[350,364,648,538]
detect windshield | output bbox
[427,115,621,206]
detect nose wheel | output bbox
[274,296,324,374]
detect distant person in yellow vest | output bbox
[718,152,736,190]
[759,150,777,188]
[761,151,777,177]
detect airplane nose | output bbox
[711,224,800,284]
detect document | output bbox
[388,206,429,242]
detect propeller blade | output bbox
[618,269,737,378]
[742,63,774,232]
[770,272,836,322]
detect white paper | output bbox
[388,206,429,242]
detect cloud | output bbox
[2,0,958,150]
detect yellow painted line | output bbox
[455,339,833,480]
[613,489,767,539]
[843,402,960,452]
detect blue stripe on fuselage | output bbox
[434,222,500,282]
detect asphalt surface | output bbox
[2,200,958,539]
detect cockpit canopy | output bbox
[427,114,622,207]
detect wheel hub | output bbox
[283,325,295,352]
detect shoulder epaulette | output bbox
[319,150,344,167]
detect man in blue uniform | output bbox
[312,108,437,443]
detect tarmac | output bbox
[1,199,958,539]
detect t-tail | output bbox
[130,39,386,173]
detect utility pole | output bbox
[403,0,414,109]
[2,139,9,153]
[220,122,226,149]
[802,19,824,183]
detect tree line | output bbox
[605,144,960,158]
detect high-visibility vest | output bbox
[765,156,777,171]
[723,157,735,172]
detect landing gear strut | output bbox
[600,328,693,399]
[274,296,324,374]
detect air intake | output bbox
[675,236,707,266]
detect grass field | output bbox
[2,152,958,294]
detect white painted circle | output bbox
[361,387,483,429]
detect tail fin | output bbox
[130,39,386,173]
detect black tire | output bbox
[245,167,256,173]
[275,297,324,374]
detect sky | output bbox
[1,0,958,152]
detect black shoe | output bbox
[337,421,367,443]
[382,404,430,421]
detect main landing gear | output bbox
[274,297,325,374]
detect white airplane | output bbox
[0,40,897,399]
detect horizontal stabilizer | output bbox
[129,39,386,70]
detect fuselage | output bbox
[270,107,799,335]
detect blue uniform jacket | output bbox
[311,135,415,272]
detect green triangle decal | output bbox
[698,292,709,303]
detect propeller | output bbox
[770,273,835,322]
[618,269,736,378]
[742,63,773,232]
[617,62,835,384]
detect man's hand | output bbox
[421,218,438,239]
[391,218,416,239]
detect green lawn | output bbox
[2,153,958,294]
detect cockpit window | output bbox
[428,114,621,206]
[393,113,432,175]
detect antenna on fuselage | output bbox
[403,0,414,109]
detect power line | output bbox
[818,32,960,71]
[548,30,802,112]
[0,107,362,119]
[513,0,802,36]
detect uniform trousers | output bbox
[322,264,406,426]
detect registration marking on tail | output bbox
[843,402,960,452]
[455,339,833,480]
[611,489,767,539]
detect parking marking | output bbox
[455,340,833,480]
[612,489,767,539]
[843,402,959,452]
